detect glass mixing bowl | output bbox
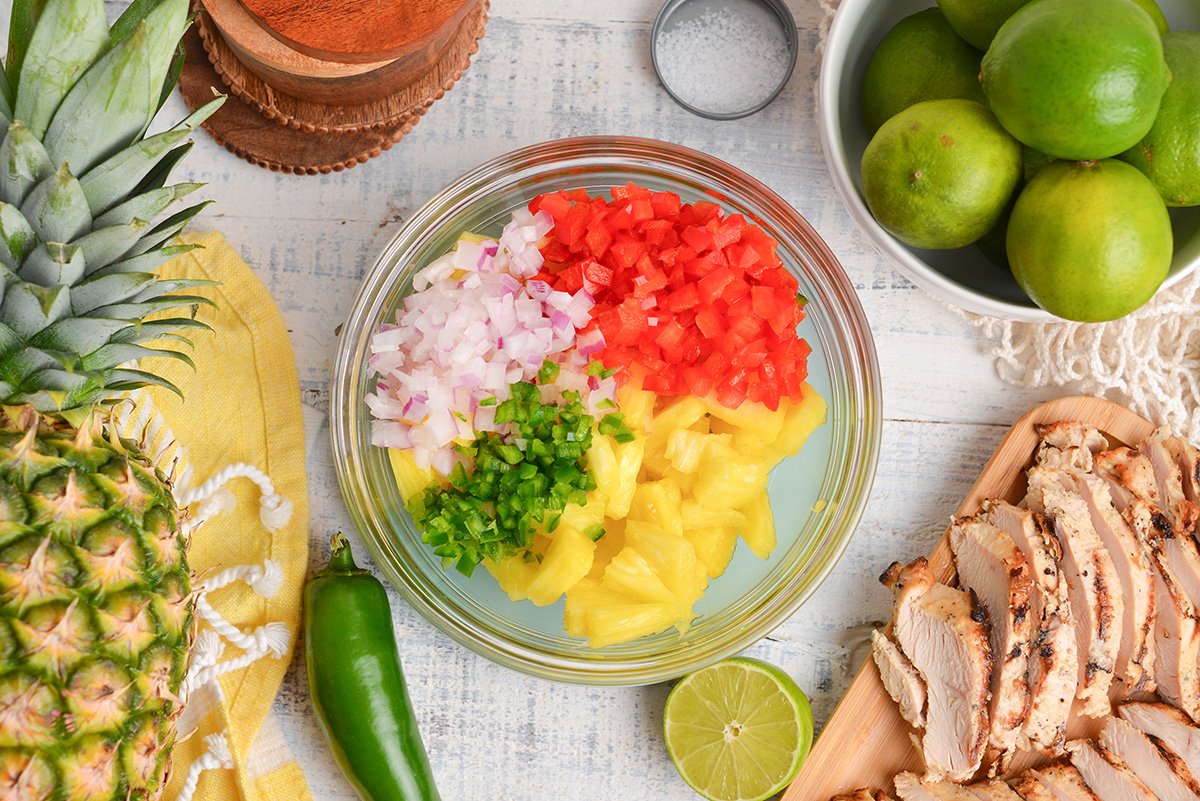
[330,137,881,684]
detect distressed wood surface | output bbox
[65,1,1096,798]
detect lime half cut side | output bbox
[664,656,814,801]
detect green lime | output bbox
[936,0,1032,51]
[1129,0,1170,35]
[981,0,1170,160]
[1121,31,1200,206]
[1007,159,1173,322]
[861,9,986,135]
[861,99,1023,250]
[663,656,814,801]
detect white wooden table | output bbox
[161,0,1065,797]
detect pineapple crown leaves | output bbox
[0,0,225,415]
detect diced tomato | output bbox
[650,191,681,220]
[680,226,714,254]
[585,221,613,259]
[697,265,735,304]
[532,185,812,410]
[581,259,614,290]
[533,191,572,220]
[664,284,700,312]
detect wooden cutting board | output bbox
[783,395,1158,801]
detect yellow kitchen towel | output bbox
[115,231,314,801]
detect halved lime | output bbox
[663,656,814,801]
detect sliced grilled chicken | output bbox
[834,789,895,801]
[1068,739,1156,801]
[1098,715,1200,801]
[1126,499,1200,720]
[1011,774,1059,801]
[1027,764,1102,801]
[873,629,927,728]
[1036,422,1108,471]
[1070,471,1156,692]
[967,780,1026,801]
[1095,446,1162,512]
[895,772,984,801]
[949,516,1033,773]
[1026,466,1122,718]
[983,500,1077,755]
[1119,702,1200,782]
[882,558,992,781]
[1144,427,1200,539]
[1161,433,1200,507]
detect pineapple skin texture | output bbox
[0,421,191,801]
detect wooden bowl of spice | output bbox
[199,0,481,106]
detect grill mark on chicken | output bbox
[965,780,1025,801]
[834,789,895,801]
[1011,773,1059,801]
[1099,715,1200,801]
[1029,764,1103,801]
[983,500,1076,756]
[1068,739,1157,801]
[1126,499,1200,721]
[1027,467,1122,718]
[1144,427,1200,540]
[882,558,992,781]
[1120,701,1200,782]
[950,517,1034,775]
[1057,468,1156,693]
[895,772,983,801]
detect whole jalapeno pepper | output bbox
[304,533,441,801]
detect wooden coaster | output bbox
[178,23,413,174]
[238,0,473,65]
[176,0,487,174]
[195,0,487,133]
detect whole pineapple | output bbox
[0,0,223,798]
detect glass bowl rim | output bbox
[330,135,882,685]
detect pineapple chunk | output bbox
[663,467,698,495]
[771,381,829,459]
[685,525,740,579]
[624,521,707,611]
[601,546,676,605]
[681,501,747,530]
[590,434,643,518]
[616,365,656,432]
[485,553,542,602]
[665,428,710,474]
[694,442,770,510]
[564,576,678,647]
[643,396,707,476]
[559,499,605,537]
[387,447,438,503]
[629,481,684,537]
[588,434,619,501]
[739,492,777,559]
[582,603,680,648]
[525,524,595,606]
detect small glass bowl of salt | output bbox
[651,0,798,120]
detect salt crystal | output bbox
[654,0,792,117]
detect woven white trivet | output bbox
[815,0,1200,440]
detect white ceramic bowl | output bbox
[819,0,1200,321]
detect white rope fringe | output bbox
[173,733,235,801]
[957,268,1200,440]
[177,462,295,532]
